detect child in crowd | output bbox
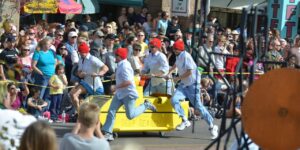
[49,64,68,122]
[27,88,48,118]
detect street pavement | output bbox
[52,119,241,150]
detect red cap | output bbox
[78,42,90,53]
[149,38,162,49]
[173,40,185,51]
[115,48,128,60]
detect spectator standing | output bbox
[265,39,283,70]
[118,7,128,28]
[126,36,136,59]
[156,11,170,36]
[32,37,57,100]
[26,28,38,57]
[104,34,117,77]
[65,31,79,84]
[129,44,143,75]
[290,36,300,68]
[56,43,68,66]
[60,103,110,150]
[135,6,148,25]
[143,13,154,36]
[214,35,229,77]
[127,7,136,26]
[54,29,64,48]
[166,16,181,41]
[196,34,215,73]
[0,35,19,80]
[136,31,148,56]
[49,64,68,122]
[82,15,97,31]
[17,44,33,82]
[153,11,162,31]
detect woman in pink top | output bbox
[17,44,32,82]
[3,82,29,110]
[18,44,32,69]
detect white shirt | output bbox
[198,44,215,67]
[115,59,138,99]
[129,55,142,71]
[142,51,169,86]
[176,51,201,87]
[71,50,79,64]
[290,47,300,65]
[214,45,229,69]
[78,53,105,89]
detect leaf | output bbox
[2,126,8,131]
[10,139,15,146]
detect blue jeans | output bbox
[143,80,173,96]
[34,73,51,100]
[28,106,47,118]
[79,80,104,95]
[171,83,214,126]
[102,95,147,133]
[49,94,63,120]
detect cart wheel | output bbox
[113,133,118,138]
[159,132,166,137]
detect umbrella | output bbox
[23,0,82,14]
[58,0,82,14]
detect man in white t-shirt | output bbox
[167,40,219,140]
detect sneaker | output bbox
[176,121,191,131]
[144,99,157,112]
[209,125,219,140]
[104,132,114,141]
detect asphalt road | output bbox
[52,119,240,150]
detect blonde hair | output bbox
[78,103,100,128]
[19,121,57,150]
[37,36,53,50]
[201,78,212,87]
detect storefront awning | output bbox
[78,0,100,14]
[24,0,58,14]
[23,0,82,14]
[98,0,144,7]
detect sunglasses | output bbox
[60,47,67,50]
[137,35,144,37]
[134,49,141,51]
[23,49,30,51]
[56,34,63,37]
[71,36,77,39]
[28,32,35,35]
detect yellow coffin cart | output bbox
[87,78,189,135]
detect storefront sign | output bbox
[268,0,299,39]
[172,0,189,16]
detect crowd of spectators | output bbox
[0,5,299,150]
